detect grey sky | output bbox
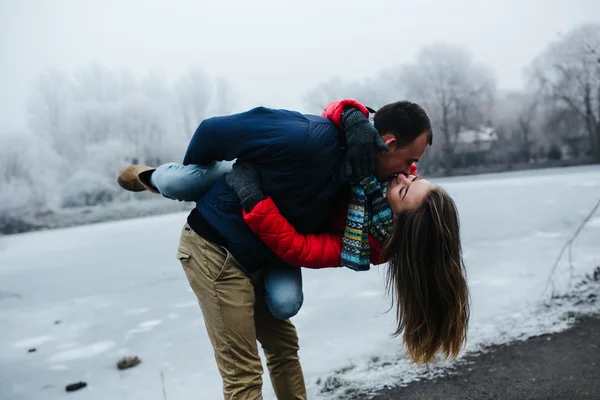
[1,0,599,131]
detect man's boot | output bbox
[117,165,160,194]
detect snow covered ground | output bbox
[1,166,600,400]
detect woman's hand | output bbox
[341,108,388,182]
[225,161,264,211]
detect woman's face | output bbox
[387,174,433,214]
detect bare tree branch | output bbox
[543,195,600,297]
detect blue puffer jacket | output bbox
[183,106,347,275]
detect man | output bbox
[120,100,432,399]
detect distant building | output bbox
[451,126,499,168]
[453,126,498,154]
[562,127,590,158]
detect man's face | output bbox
[375,132,429,180]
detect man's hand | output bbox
[225,161,264,211]
[341,108,388,182]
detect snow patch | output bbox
[124,308,150,315]
[139,320,163,329]
[55,342,78,350]
[48,364,69,371]
[124,320,164,340]
[46,341,115,363]
[534,231,563,239]
[588,217,600,228]
[174,301,197,308]
[14,336,53,349]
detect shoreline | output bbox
[2,163,598,236]
[354,313,600,400]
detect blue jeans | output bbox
[152,162,304,320]
[151,161,235,202]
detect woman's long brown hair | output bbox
[383,186,470,365]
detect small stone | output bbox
[65,382,87,392]
[117,356,141,370]
[28,348,36,353]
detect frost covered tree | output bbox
[0,131,64,231]
[530,22,600,160]
[395,43,496,173]
[302,44,496,173]
[19,63,236,214]
[212,77,237,116]
[174,66,213,134]
[302,75,403,114]
[302,76,354,112]
[26,69,72,156]
[493,90,544,162]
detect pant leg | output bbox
[152,160,234,201]
[254,285,307,400]
[177,224,263,400]
[263,265,304,320]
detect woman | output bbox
[240,169,469,365]
[117,101,469,365]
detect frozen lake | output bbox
[1,165,600,399]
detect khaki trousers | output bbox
[177,224,307,400]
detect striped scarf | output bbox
[340,177,394,271]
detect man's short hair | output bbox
[374,101,433,148]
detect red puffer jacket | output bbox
[243,195,385,268]
[243,99,416,269]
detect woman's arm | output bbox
[244,197,385,268]
[322,99,387,180]
[243,197,343,268]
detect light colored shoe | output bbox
[117,165,159,193]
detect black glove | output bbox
[225,161,264,211]
[341,108,389,181]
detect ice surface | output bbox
[1,166,599,399]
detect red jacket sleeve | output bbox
[243,197,342,268]
[243,197,387,269]
[322,99,370,129]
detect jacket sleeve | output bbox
[244,197,387,269]
[322,99,370,129]
[182,107,308,166]
[243,197,343,268]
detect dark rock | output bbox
[117,356,141,370]
[65,382,87,392]
[28,348,36,353]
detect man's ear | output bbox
[381,134,396,152]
